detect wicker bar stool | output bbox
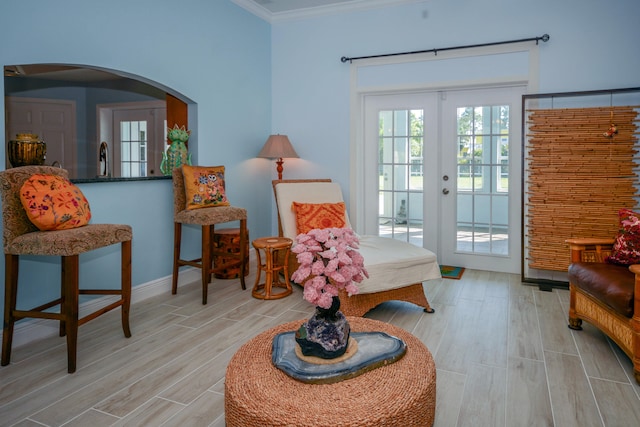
[252,237,293,300]
[172,166,247,304]
[0,166,132,373]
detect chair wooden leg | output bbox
[59,263,66,337]
[121,240,132,338]
[172,222,182,295]
[202,225,212,304]
[239,219,247,290]
[1,254,18,367]
[62,255,79,374]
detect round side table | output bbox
[224,317,437,427]
[251,237,293,300]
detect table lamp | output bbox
[257,134,299,180]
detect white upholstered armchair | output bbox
[273,179,441,316]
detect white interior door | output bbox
[363,86,523,273]
[6,97,76,175]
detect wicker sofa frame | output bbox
[566,238,640,383]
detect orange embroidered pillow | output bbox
[182,164,230,210]
[20,174,91,231]
[293,202,347,234]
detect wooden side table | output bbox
[224,317,437,426]
[251,237,293,300]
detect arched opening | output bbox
[4,64,191,181]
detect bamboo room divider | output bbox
[523,93,640,283]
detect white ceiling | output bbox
[232,0,425,21]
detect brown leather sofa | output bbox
[566,238,640,384]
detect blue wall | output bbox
[0,0,272,312]
[1,0,639,317]
[271,0,640,200]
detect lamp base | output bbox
[276,158,284,180]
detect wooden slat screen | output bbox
[525,106,640,272]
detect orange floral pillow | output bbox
[292,202,347,234]
[20,174,91,231]
[182,165,230,210]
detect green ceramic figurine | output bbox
[160,124,192,175]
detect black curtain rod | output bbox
[340,34,550,63]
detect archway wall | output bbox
[0,0,272,311]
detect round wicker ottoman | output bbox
[225,317,436,427]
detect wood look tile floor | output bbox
[1,268,639,426]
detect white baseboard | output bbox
[2,268,201,349]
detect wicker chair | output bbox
[566,238,640,384]
[0,166,132,373]
[171,166,248,304]
[272,179,441,316]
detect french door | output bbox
[363,86,523,273]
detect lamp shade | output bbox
[257,135,299,159]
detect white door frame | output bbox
[349,43,540,273]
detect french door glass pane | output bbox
[378,109,424,246]
[455,104,509,255]
[120,120,148,178]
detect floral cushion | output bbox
[606,208,640,265]
[292,202,347,234]
[182,164,229,210]
[19,174,91,231]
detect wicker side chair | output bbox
[0,165,132,373]
[566,238,640,384]
[272,179,441,316]
[171,166,248,304]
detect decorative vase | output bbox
[160,139,192,176]
[8,133,46,167]
[295,296,351,359]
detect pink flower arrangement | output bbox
[291,227,368,309]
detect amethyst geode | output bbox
[295,296,350,359]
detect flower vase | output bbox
[160,139,192,176]
[295,296,351,359]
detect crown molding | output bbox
[232,0,272,22]
[231,0,425,23]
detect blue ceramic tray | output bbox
[272,331,406,384]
